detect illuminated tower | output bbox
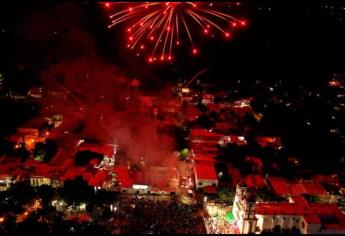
[232,182,257,234]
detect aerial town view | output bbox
[0,0,345,235]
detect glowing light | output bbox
[107,2,248,63]
[192,47,199,55]
[105,2,110,8]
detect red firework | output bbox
[105,2,247,63]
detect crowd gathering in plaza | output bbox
[113,197,205,234]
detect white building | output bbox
[232,183,345,234]
[232,182,257,234]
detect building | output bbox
[0,174,15,191]
[193,160,218,190]
[232,182,257,234]
[232,183,345,234]
[8,127,46,151]
[268,177,331,202]
[193,153,217,163]
[189,128,223,150]
[78,143,117,170]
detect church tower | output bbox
[232,182,257,234]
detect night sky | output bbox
[0,0,344,87]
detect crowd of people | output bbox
[204,202,239,234]
[113,197,205,234]
[205,216,239,234]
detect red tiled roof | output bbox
[227,167,242,186]
[245,175,266,189]
[193,153,216,162]
[269,177,290,196]
[309,203,345,229]
[192,146,219,154]
[194,161,217,180]
[303,213,321,224]
[256,202,306,216]
[269,178,327,197]
[207,104,220,113]
[290,183,306,196]
[190,129,223,139]
[314,175,341,187]
[256,197,345,230]
[302,182,327,195]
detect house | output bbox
[193,160,218,190]
[268,177,330,201]
[244,175,267,189]
[193,153,217,163]
[189,128,223,150]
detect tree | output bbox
[179,148,189,161]
[36,185,55,207]
[32,139,58,162]
[44,139,58,162]
[273,225,282,234]
[33,142,46,161]
[0,139,13,155]
[256,188,275,202]
[59,176,94,206]
[9,182,36,207]
[195,114,213,130]
[16,146,31,162]
[75,150,103,166]
[217,187,235,203]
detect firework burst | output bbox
[105,2,247,63]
